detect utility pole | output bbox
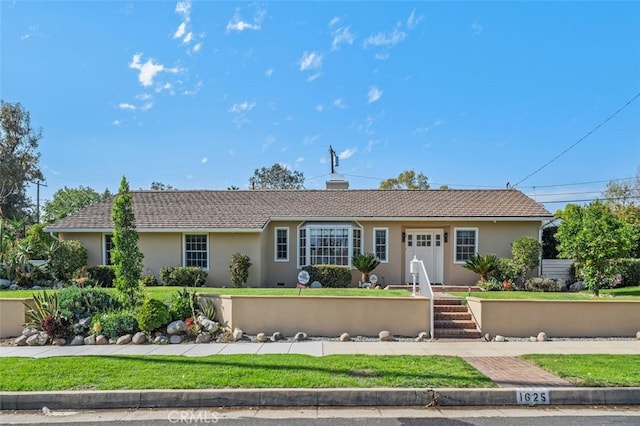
[32,180,47,223]
[329,146,338,174]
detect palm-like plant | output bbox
[352,252,381,283]
[462,253,499,281]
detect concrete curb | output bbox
[2,388,639,410]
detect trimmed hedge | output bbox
[301,265,352,288]
[159,267,208,287]
[87,266,115,288]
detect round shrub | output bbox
[169,296,192,321]
[87,266,115,287]
[140,274,159,287]
[58,285,121,323]
[137,298,171,333]
[49,240,88,282]
[91,310,138,339]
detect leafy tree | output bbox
[0,101,43,220]
[556,201,638,295]
[604,172,640,258]
[111,176,144,308]
[150,181,176,190]
[42,186,109,225]
[380,170,429,189]
[249,163,305,189]
[511,236,542,286]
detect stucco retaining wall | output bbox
[0,299,33,338]
[466,297,640,337]
[201,294,430,337]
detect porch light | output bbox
[410,255,420,297]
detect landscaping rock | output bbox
[26,332,48,346]
[232,328,243,341]
[52,338,66,346]
[294,332,308,342]
[271,331,285,342]
[310,281,322,288]
[379,330,393,341]
[483,333,492,342]
[22,326,39,337]
[84,335,96,345]
[132,332,147,345]
[494,335,506,342]
[415,331,429,342]
[636,331,640,341]
[0,279,11,289]
[529,336,538,342]
[109,337,118,344]
[196,333,212,344]
[14,335,28,346]
[31,285,42,290]
[9,284,19,291]
[256,332,268,342]
[69,335,85,346]
[537,332,549,342]
[339,333,350,342]
[569,281,585,292]
[197,316,218,333]
[116,334,132,345]
[96,335,108,345]
[167,320,186,335]
[154,335,169,345]
[169,335,183,344]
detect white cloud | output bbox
[173,0,204,53]
[339,148,357,159]
[182,80,203,95]
[306,72,322,82]
[129,53,167,87]
[191,42,203,53]
[226,6,266,33]
[433,118,443,126]
[118,103,136,110]
[407,9,424,30]
[368,86,382,103]
[201,157,208,164]
[366,139,378,152]
[331,25,355,50]
[140,102,153,111]
[175,0,191,16]
[413,127,430,135]
[299,51,323,71]
[364,26,406,48]
[113,120,121,126]
[183,32,193,43]
[136,93,152,101]
[262,135,276,152]
[329,16,340,27]
[228,101,256,113]
[265,68,274,77]
[471,21,483,36]
[374,52,390,60]
[303,135,320,145]
[20,25,46,40]
[295,157,304,164]
[333,98,346,109]
[314,104,324,112]
[174,22,187,39]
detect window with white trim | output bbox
[454,228,478,263]
[373,227,388,262]
[275,227,289,262]
[103,234,114,265]
[297,223,362,267]
[184,234,208,269]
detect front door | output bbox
[405,229,444,284]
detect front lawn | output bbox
[521,355,640,387]
[0,286,411,302]
[0,354,494,391]
[449,286,640,301]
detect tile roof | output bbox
[46,189,552,232]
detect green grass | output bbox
[0,354,494,391]
[0,286,411,302]
[450,286,640,301]
[521,355,640,387]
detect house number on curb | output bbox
[516,388,550,405]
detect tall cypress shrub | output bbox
[111,176,144,308]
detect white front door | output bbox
[405,229,444,284]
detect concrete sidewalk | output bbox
[1,340,638,410]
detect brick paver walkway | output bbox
[464,356,573,388]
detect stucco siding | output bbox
[138,233,182,278]
[209,232,262,287]
[59,232,102,267]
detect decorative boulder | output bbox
[14,335,28,346]
[569,281,585,292]
[379,330,393,341]
[256,333,268,342]
[271,331,285,342]
[636,331,640,341]
[132,332,147,345]
[154,335,169,345]
[415,331,429,342]
[310,281,322,288]
[196,333,212,344]
[529,336,538,342]
[116,334,132,345]
[96,335,108,345]
[26,332,48,346]
[232,328,243,341]
[22,326,39,337]
[0,278,11,289]
[109,337,118,345]
[339,333,350,342]
[69,335,85,346]
[494,335,506,342]
[483,333,492,342]
[167,320,186,335]
[537,332,549,342]
[169,335,183,344]
[84,335,96,345]
[52,338,66,346]
[31,285,42,290]
[293,332,308,342]
[197,315,218,333]
[9,284,19,291]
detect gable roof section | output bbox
[46,189,552,232]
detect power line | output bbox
[513,91,640,188]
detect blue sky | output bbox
[2,1,639,214]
